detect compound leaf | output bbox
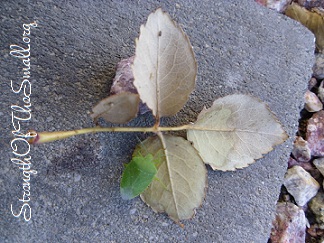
[187,94,288,171]
[133,8,197,118]
[137,134,207,222]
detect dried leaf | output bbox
[187,94,288,171]
[285,3,324,52]
[90,92,140,124]
[133,8,197,118]
[137,135,207,222]
[120,153,158,200]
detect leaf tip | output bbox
[120,187,135,200]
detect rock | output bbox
[313,157,324,177]
[269,202,306,243]
[309,192,324,229]
[288,156,313,170]
[283,166,320,206]
[313,53,324,80]
[256,0,291,12]
[288,156,323,182]
[319,81,324,102]
[307,224,324,238]
[288,156,299,168]
[292,136,312,162]
[304,90,323,112]
[295,0,324,10]
[306,110,324,156]
[110,56,150,115]
[308,77,318,90]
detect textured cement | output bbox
[0,1,314,242]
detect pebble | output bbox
[283,166,320,206]
[288,156,322,182]
[306,110,324,157]
[291,136,312,162]
[129,208,137,215]
[308,77,318,90]
[288,156,312,170]
[304,90,323,112]
[296,0,324,9]
[313,53,324,80]
[318,81,324,102]
[309,192,324,229]
[313,157,324,177]
[161,222,169,227]
[269,202,306,242]
[73,173,81,182]
[307,224,324,238]
[46,116,54,122]
[255,0,291,12]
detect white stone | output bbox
[313,157,324,178]
[304,90,323,112]
[265,0,290,13]
[283,166,320,206]
[270,202,306,243]
[319,81,324,103]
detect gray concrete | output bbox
[1,1,314,242]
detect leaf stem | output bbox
[29,125,191,144]
[28,124,241,144]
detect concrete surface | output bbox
[0,1,314,242]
